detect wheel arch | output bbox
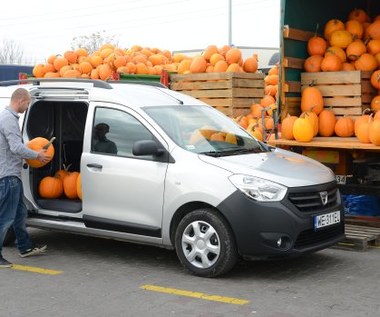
[169,201,237,248]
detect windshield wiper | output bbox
[200,148,262,157]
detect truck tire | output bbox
[175,208,238,278]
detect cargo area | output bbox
[26,100,87,212]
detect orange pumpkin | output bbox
[329,30,353,49]
[38,176,63,199]
[32,64,46,78]
[321,54,343,72]
[301,85,324,115]
[189,56,207,73]
[307,36,327,56]
[293,114,314,142]
[365,20,380,40]
[63,171,80,199]
[370,70,380,90]
[335,116,354,137]
[202,45,219,62]
[325,46,346,62]
[250,103,264,118]
[318,108,336,137]
[304,55,323,72]
[348,8,370,24]
[303,110,318,136]
[248,123,263,141]
[281,114,298,140]
[53,57,69,71]
[26,137,55,168]
[367,40,380,55]
[354,109,372,137]
[243,57,258,73]
[369,119,380,145]
[345,20,364,39]
[324,19,345,40]
[346,40,367,61]
[354,53,378,71]
[342,62,356,71]
[225,48,242,65]
[213,60,228,72]
[356,115,373,143]
[371,95,380,112]
[260,95,276,108]
[76,173,82,200]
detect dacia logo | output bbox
[319,191,328,205]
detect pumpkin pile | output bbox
[32,44,260,80]
[304,9,380,74]
[303,8,380,112]
[38,164,82,200]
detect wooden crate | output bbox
[301,71,376,119]
[170,72,265,117]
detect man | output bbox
[0,88,51,268]
[93,123,118,154]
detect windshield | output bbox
[144,105,268,156]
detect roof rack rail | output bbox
[107,80,167,88]
[0,78,113,89]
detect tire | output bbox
[175,208,238,278]
[3,227,15,246]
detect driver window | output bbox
[92,107,153,158]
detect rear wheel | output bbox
[175,208,238,278]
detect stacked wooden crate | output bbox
[301,71,376,120]
[169,72,265,117]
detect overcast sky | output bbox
[1,0,280,65]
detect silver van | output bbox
[0,79,344,277]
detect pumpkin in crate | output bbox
[63,171,80,199]
[26,137,55,168]
[39,176,63,199]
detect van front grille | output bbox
[288,186,338,213]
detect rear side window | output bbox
[92,107,153,158]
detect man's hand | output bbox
[37,149,52,163]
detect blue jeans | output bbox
[0,176,33,255]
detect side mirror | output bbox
[132,140,165,156]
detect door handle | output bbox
[87,163,103,169]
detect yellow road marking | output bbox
[141,284,249,305]
[11,264,63,275]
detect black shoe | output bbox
[19,244,47,258]
[0,256,13,268]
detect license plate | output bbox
[314,211,341,229]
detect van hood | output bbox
[199,148,335,188]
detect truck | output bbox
[0,64,33,81]
[270,0,380,219]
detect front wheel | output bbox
[175,208,238,278]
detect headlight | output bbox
[229,174,287,202]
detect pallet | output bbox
[169,72,265,117]
[337,224,380,251]
[301,71,377,120]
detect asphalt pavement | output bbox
[1,228,380,317]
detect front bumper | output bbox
[217,182,345,258]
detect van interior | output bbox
[26,100,88,213]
